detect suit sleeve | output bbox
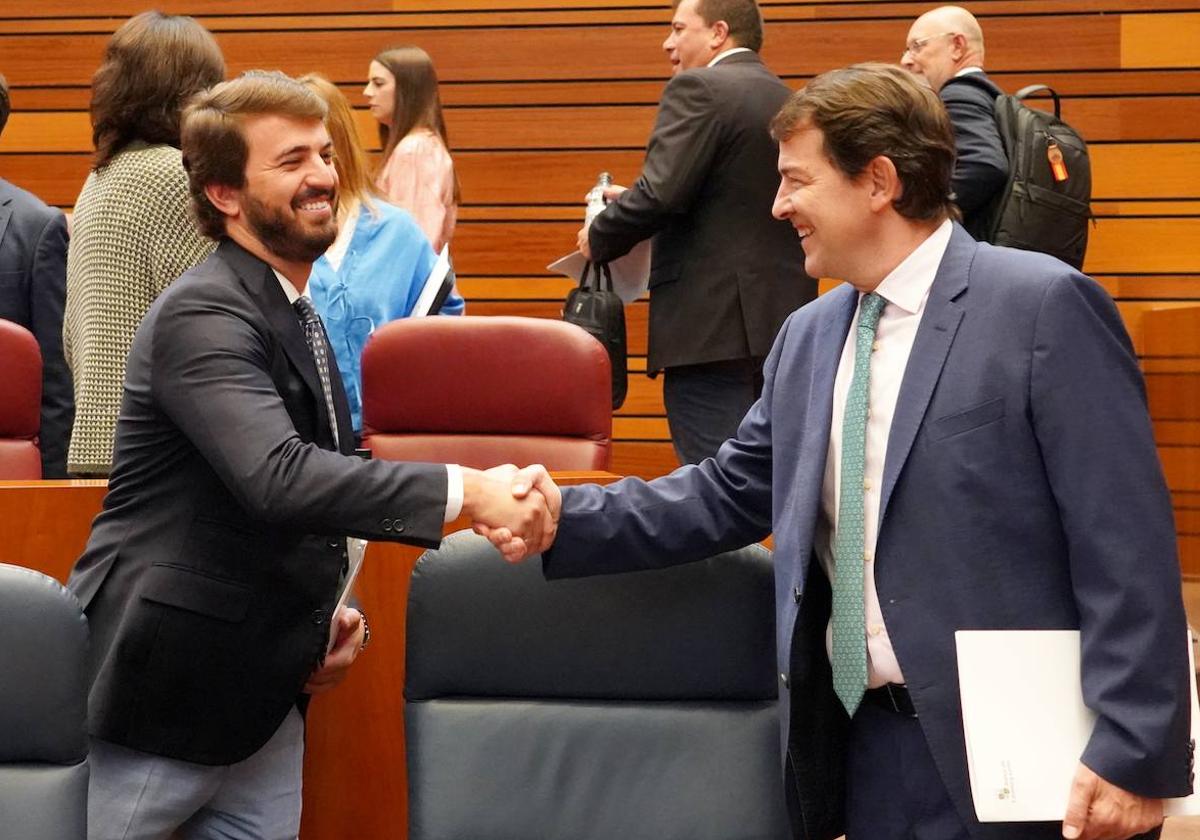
[588,72,723,263]
[29,210,73,478]
[1030,272,1193,797]
[543,317,782,577]
[151,289,448,547]
[942,85,1008,217]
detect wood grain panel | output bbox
[611,440,679,479]
[1121,12,1200,68]
[1086,218,1200,274]
[1092,144,1200,199]
[1144,306,1200,356]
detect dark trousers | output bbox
[785,701,1165,840]
[662,356,764,465]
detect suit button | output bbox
[382,518,393,532]
[792,586,802,604]
[312,609,326,625]
[780,673,789,689]
[393,519,405,533]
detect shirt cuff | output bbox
[444,464,464,522]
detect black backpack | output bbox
[563,261,628,410]
[978,83,1093,269]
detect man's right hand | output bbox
[462,465,559,562]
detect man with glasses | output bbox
[901,5,1007,239]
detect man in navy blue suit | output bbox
[495,64,1193,840]
[0,73,73,476]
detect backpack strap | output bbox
[943,72,1003,100]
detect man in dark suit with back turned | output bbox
[577,0,815,465]
[499,64,1192,840]
[0,73,74,477]
[68,71,555,840]
[901,6,1008,241]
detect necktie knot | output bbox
[858,292,886,333]
[293,295,320,328]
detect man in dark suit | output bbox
[68,72,554,840]
[577,0,815,465]
[901,6,1008,241]
[500,64,1192,840]
[0,73,74,477]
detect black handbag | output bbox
[563,261,627,410]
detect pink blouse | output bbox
[376,128,457,253]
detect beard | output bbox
[242,187,338,265]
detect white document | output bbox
[956,629,1200,822]
[547,239,652,305]
[410,245,453,316]
[327,537,369,653]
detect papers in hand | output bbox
[955,629,1200,821]
[411,245,453,317]
[548,239,652,305]
[327,537,368,653]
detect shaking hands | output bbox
[462,464,561,563]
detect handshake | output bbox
[460,464,562,563]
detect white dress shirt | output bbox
[816,219,954,686]
[272,268,462,522]
[707,47,752,67]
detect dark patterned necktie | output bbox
[293,295,340,447]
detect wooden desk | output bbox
[0,472,616,840]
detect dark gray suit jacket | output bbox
[588,51,816,373]
[941,72,1009,239]
[68,240,448,765]
[0,177,73,477]
[546,226,1192,839]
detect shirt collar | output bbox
[708,47,752,67]
[272,268,307,304]
[954,66,985,78]
[872,219,954,315]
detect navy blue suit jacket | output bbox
[941,73,1008,240]
[0,177,73,477]
[545,225,1192,839]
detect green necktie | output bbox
[831,291,887,717]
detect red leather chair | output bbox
[0,319,43,479]
[361,317,612,471]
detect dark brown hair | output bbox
[673,0,764,52]
[89,11,225,170]
[0,74,9,138]
[771,63,958,221]
[181,71,327,239]
[371,45,460,202]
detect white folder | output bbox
[955,629,1200,821]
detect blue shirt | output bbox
[310,200,465,432]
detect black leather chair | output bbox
[404,532,789,840]
[0,563,90,839]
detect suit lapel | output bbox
[220,241,335,446]
[0,192,14,251]
[878,227,974,522]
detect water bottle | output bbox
[585,171,613,226]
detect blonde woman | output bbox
[299,74,463,438]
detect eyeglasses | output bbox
[903,31,957,56]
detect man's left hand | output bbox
[1062,762,1164,840]
[576,225,592,260]
[304,606,365,695]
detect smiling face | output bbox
[230,114,339,269]
[771,124,877,287]
[363,60,396,126]
[662,0,721,75]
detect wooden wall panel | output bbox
[2,0,1196,489]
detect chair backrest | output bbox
[0,319,43,479]
[361,316,612,471]
[404,532,790,840]
[0,563,90,839]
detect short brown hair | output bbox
[181,71,327,239]
[674,0,764,52]
[771,63,958,221]
[89,11,224,170]
[0,74,9,138]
